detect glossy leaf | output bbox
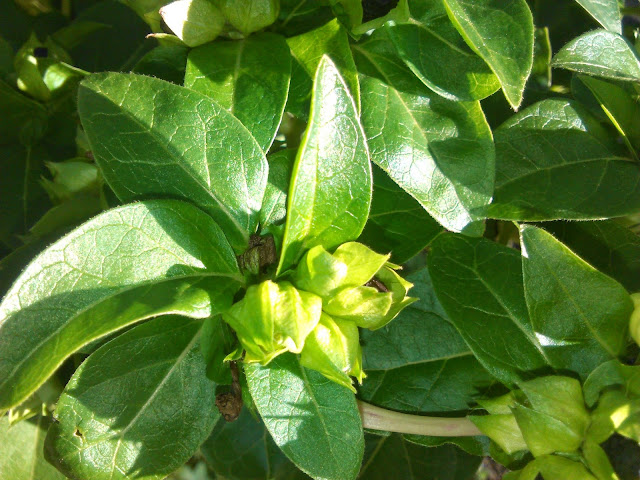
[200,409,310,480]
[353,29,494,236]
[489,99,640,220]
[520,225,634,378]
[0,415,66,480]
[574,0,622,33]
[286,19,360,119]
[552,29,640,83]
[0,200,241,410]
[245,353,364,480]
[77,72,268,252]
[387,0,500,101]
[359,434,482,480]
[359,269,495,412]
[185,33,292,152]
[358,165,442,264]
[277,57,372,273]
[540,220,640,293]
[45,316,219,480]
[428,233,551,385]
[442,0,534,109]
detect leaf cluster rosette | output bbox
[222,241,416,391]
[471,371,640,480]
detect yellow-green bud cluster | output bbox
[222,242,415,391]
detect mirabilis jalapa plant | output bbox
[1,0,640,479]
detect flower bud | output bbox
[323,285,393,329]
[217,0,280,36]
[300,313,364,392]
[160,0,225,47]
[222,281,322,364]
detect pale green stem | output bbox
[358,401,482,437]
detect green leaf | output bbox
[217,0,280,36]
[0,80,47,146]
[159,0,225,47]
[132,45,189,85]
[286,19,360,119]
[0,143,51,248]
[0,200,242,410]
[276,0,334,37]
[45,315,219,480]
[77,72,268,253]
[200,315,236,384]
[245,353,364,480]
[512,405,583,456]
[404,434,490,458]
[576,74,640,154]
[489,99,640,220]
[359,434,482,480]
[583,360,640,407]
[200,408,311,480]
[358,165,442,264]
[387,0,500,101]
[0,415,66,480]
[539,220,640,293]
[520,225,634,379]
[574,0,621,33]
[277,57,372,273]
[185,33,292,152]
[359,269,495,412]
[442,0,534,109]
[427,233,551,385]
[552,29,640,83]
[353,29,494,236]
[260,149,295,240]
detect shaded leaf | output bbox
[0,200,241,410]
[428,233,552,385]
[574,0,621,33]
[520,225,634,379]
[353,29,494,236]
[185,33,292,152]
[78,73,268,253]
[260,148,295,239]
[46,316,219,480]
[245,353,364,480]
[277,57,372,274]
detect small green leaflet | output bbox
[489,99,640,221]
[574,0,622,34]
[45,316,219,480]
[78,72,268,253]
[353,29,494,236]
[277,57,372,274]
[442,0,534,109]
[0,200,241,410]
[428,233,551,385]
[552,29,640,83]
[521,225,634,379]
[245,354,364,480]
[185,33,292,152]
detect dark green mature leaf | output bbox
[277,0,335,36]
[245,353,364,480]
[359,434,482,480]
[428,234,552,385]
[0,80,47,146]
[0,415,66,480]
[353,29,494,236]
[540,220,640,293]
[360,269,494,411]
[286,19,360,119]
[185,33,292,152]
[132,45,189,85]
[442,0,534,109]
[404,434,490,458]
[358,166,442,264]
[0,143,50,248]
[46,316,219,480]
[277,57,372,274]
[520,225,634,378]
[201,409,311,480]
[552,29,640,83]
[0,200,242,410]
[489,99,640,220]
[78,72,268,253]
[387,0,500,101]
[574,0,621,33]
